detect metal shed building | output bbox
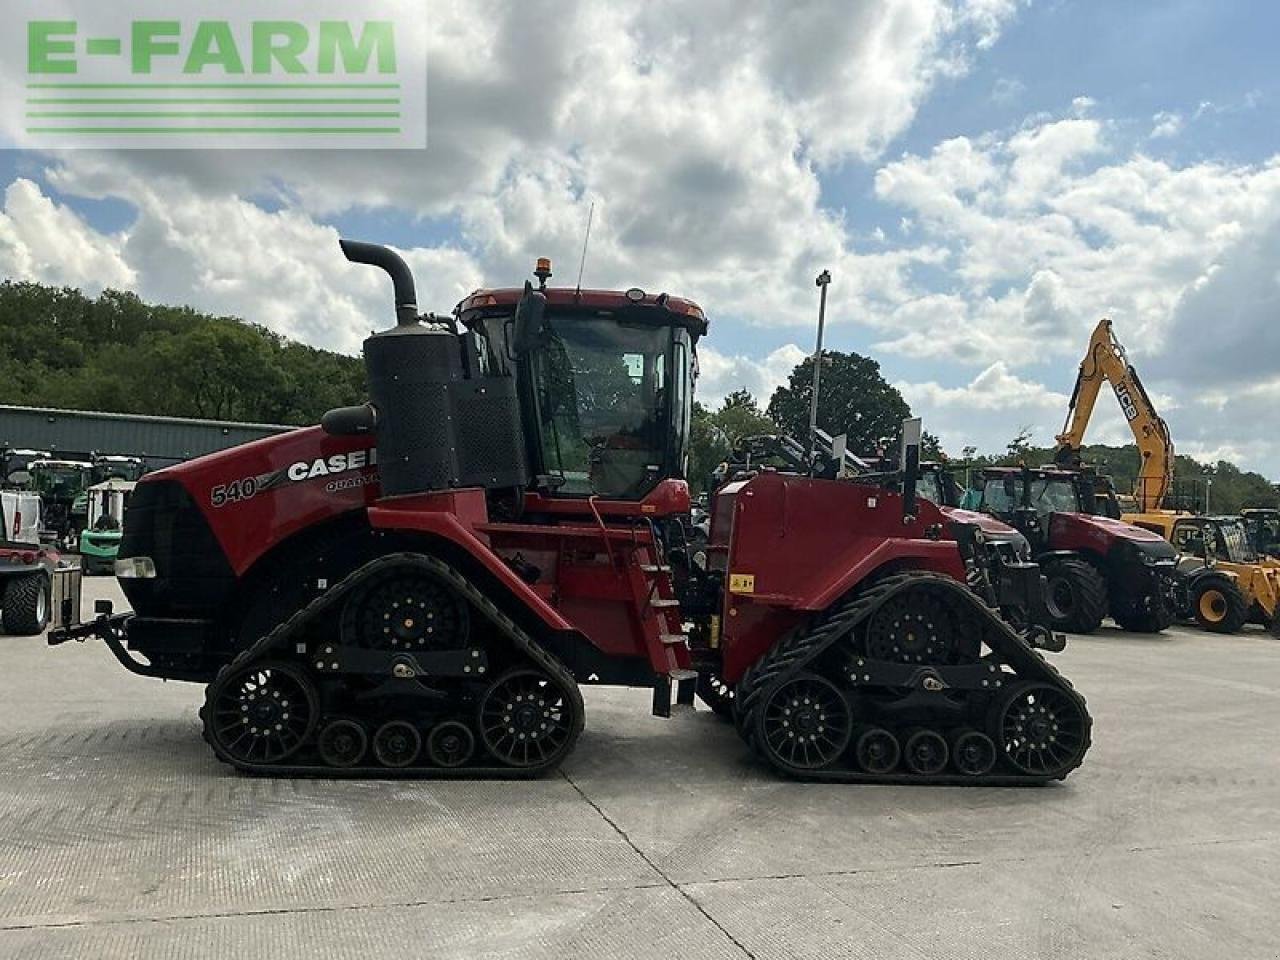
[0,404,294,468]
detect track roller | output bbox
[853,726,900,774]
[426,721,476,768]
[902,729,949,775]
[950,729,997,777]
[373,721,422,767]
[318,719,368,768]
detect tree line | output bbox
[0,281,366,425]
[3,280,1273,512]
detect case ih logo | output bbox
[210,450,378,508]
[8,1,426,150]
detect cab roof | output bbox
[456,286,708,338]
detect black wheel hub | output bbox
[866,595,957,664]
[350,574,468,651]
[1047,578,1076,618]
[995,683,1088,777]
[479,670,575,767]
[757,672,852,771]
[208,663,318,765]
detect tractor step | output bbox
[659,632,688,645]
[649,598,680,609]
[640,564,671,574]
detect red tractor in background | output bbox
[978,466,1176,634]
[52,242,1090,784]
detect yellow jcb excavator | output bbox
[1054,318,1280,634]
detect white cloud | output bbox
[697,343,808,408]
[1150,111,1184,139]
[0,179,134,291]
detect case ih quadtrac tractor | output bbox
[52,242,1090,784]
[979,466,1176,634]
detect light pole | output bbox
[806,269,832,467]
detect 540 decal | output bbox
[209,449,379,507]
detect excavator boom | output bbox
[1053,318,1173,513]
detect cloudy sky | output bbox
[2,1,1279,475]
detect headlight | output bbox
[115,556,157,579]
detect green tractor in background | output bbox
[79,479,135,575]
[29,459,93,548]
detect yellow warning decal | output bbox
[728,573,756,594]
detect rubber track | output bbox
[199,552,585,778]
[734,571,1092,785]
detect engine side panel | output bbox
[717,472,967,682]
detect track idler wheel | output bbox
[753,671,852,773]
[318,719,368,768]
[902,729,949,776]
[478,669,578,768]
[991,683,1089,778]
[373,721,422,767]
[426,721,476,768]
[853,726,900,774]
[206,661,319,765]
[950,729,997,777]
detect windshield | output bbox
[982,475,1079,517]
[32,467,88,498]
[1030,478,1080,515]
[917,472,944,506]
[531,316,679,498]
[1217,521,1256,563]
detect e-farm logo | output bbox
[6,1,426,149]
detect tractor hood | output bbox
[1050,511,1176,559]
[942,506,1031,559]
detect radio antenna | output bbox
[575,201,595,296]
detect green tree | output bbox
[687,390,776,493]
[766,350,911,455]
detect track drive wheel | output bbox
[1040,557,1107,634]
[990,682,1089,779]
[1190,575,1247,634]
[205,662,319,765]
[753,672,852,774]
[478,669,580,769]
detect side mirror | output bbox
[7,469,30,486]
[512,281,548,356]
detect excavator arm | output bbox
[1053,318,1173,513]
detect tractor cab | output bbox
[457,264,706,502]
[91,455,147,485]
[1241,509,1280,558]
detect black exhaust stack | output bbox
[339,239,419,327]
[325,238,529,498]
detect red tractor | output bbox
[978,466,1176,634]
[52,242,1090,783]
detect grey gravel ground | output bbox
[1,575,1277,959]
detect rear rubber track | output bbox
[735,571,1092,785]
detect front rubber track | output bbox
[200,552,585,778]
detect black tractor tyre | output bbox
[2,573,50,636]
[1040,557,1107,634]
[1112,597,1174,633]
[1189,575,1248,634]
